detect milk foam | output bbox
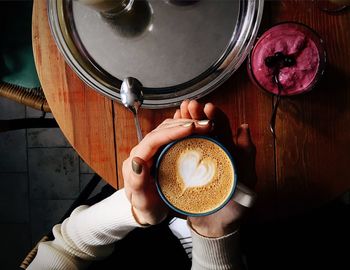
[158,137,235,214]
[178,150,216,189]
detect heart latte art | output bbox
[178,150,216,189]
[157,137,235,215]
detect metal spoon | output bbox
[120,77,144,142]
[266,53,295,137]
[269,74,283,137]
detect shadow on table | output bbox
[279,63,349,139]
[242,191,350,270]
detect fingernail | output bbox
[240,123,252,139]
[132,158,142,175]
[197,120,210,126]
[182,121,193,128]
[241,123,249,129]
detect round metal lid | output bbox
[48,0,264,108]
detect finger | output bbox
[180,99,191,119]
[130,119,201,156]
[204,103,235,151]
[173,109,181,119]
[129,157,168,225]
[132,122,195,160]
[188,100,206,120]
[236,124,254,150]
[203,102,217,120]
[194,120,213,134]
[160,119,212,133]
[235,124,257,189]
[156,118,195,130]
[128,157,150,192]
[122,159,132,201]
[156,119,213,136]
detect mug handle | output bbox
[232,182,257,208]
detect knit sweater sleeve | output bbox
[27,189,143,270]
[191,227,244,270]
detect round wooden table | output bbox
[32,0,350,221]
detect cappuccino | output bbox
[156,137,235,215]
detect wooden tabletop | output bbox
[32,0,350,221]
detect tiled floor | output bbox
[0,97,105,269]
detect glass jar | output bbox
[248,22,327,96]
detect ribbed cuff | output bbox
[60,189,143,259]
[190,226,242,270]
[28,189,146,269]
[28,242,88,270]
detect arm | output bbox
[28,189,143,270]
[188,198,246,270]
[28,117,212,269]
[190,227,244,270]
[176,100,257,270]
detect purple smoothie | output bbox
[250,22,325,96]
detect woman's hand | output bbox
[175,100,257,237]
[122,117,213,226]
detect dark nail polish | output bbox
[132,159,142,174]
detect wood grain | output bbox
[271,1,350,218]
[32,0,118,186]
[32,0,350,221]
[114,102,174,188]
[114,64,277,221]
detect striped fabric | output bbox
[168,217,193,259]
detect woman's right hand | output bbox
[174,100,257,237]
[122,117,213,226]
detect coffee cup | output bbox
[155,135,256,216]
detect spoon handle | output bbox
[269,94,281,137]
[269,74,283,137]
[133,113,143,142]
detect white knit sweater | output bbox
[28,189,242,270]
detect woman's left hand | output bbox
[123,116,213,225]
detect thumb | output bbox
[130,156,167,225]
[236,124,254,151]
[235,124,257,189]
[130,156,150,192]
